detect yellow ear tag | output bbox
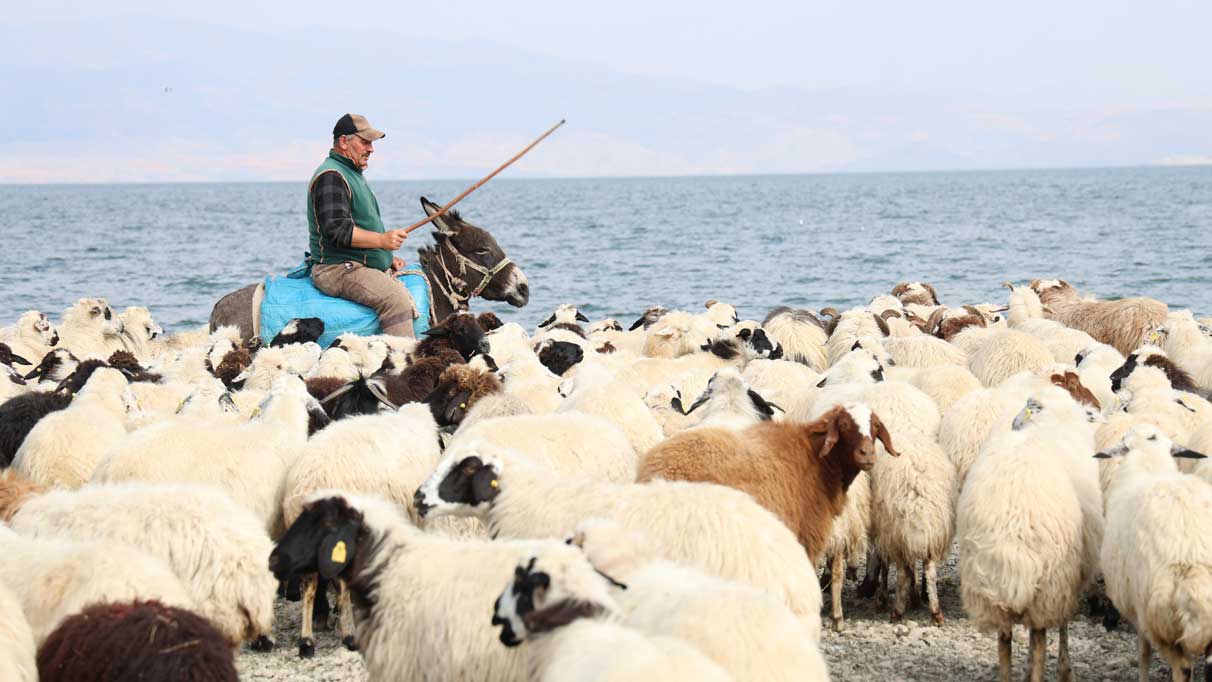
[176,399,186,412]
[490,479,499,488]
[331,541,347,564]
[249,406,261,419]
[459,403,467,409]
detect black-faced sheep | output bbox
[414,313,489,362]
[536,340,584,377]
[37,600,238,682]
[0,391,73,467]
[477,311,504,332]
[21,348,77,386]
[271,317,325,347]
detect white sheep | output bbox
[0,580,35,682]
[569,518,829,679]
[702,299,739,328]
[1159,315,1212,392]
[675,367,782,431]
[116,306,164,362]
[1099,424,1212,682]
[279,403,475,655]
[825,308,885,366]
[414,444,823,633]
[11,367,136,488]
[0,310,59,370]
[882,334,968,369]
[446,412,638,483]
[957,394,1103,682]
[307,345,360,381]
[93,374,321,535]
[269,491,555,681]
[741,358,822,418]
[869,431,956,624]
[641,311,714,358]
[901,364,982,414]
[555,364,664,454]
[7,479,277,649]
[1005,283,1102,365]
[967,329,1053,386]
[1075,343,1125,413]
[493,542,734,682]
[0,526,194,646]
[56,297,124,360]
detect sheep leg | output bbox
[298,574,317,658]
[337,579,357,651]
[998,628,1012,682]
[857,548,882,599]
[830,551,845,632]
[1027,628,1046,682]
[891,560,910,622]
[1138,637,1152,682]
[925,558,943,625]
[314,577,331,630]
[909,560,922,609]
[1058,623,1073,682]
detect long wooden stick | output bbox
[402,118,566,234]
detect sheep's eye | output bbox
[1147,434,1157,441]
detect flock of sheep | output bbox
[0,278,1210,682]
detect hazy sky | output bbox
[4,1,1211,181]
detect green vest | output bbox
[306,150,391,271]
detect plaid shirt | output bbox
[310,170,355,248]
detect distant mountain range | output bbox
[2,17,1209,182]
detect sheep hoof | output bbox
[856,579,877,599]
[832,617,845,632]
[250,635,275,652]
[889,610,902,623]
[931,611,945,626]
[298,638,316,658]
[342,635,358,651]
[1102,602,1121,631]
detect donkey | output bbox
[209,197,529,343]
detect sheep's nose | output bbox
[413,489,432,518]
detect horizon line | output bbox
[2,160,1209,188]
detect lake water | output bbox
[0,166,1208,333]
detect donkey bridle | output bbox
[430,235,512,313]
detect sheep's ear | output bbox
[522,599,600,634]
[816,376,828,388]
[819,414,842,457]
[1171,445,1207,459]
[89,305,102,316]
[923,283,940,305]
[7,353,30,366]
[317,523,359,579]
[670,394,687,415]
[575,311,590,323]
[426,325,451,338]
[246,336,263,351]
[747,389,777,420]
[471,467,500,503]
[738,328,752,340]
[537,314,555,328]
[872,413,900,457]
[1175,397,1197,413]
[443,388,474,425]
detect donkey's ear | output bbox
[421,197,455,234]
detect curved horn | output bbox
[926,308,947,334]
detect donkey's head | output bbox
[420,197,529,308]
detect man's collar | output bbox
[328,149,363,174]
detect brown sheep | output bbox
[382,352,460,406]
[637,403,899,623]
[935,306,988,342]
[38,600,238,682]
[476,312,503,333]
[209,347,252,389]
[423,364,503,427]
[1049,370,1100,410]
[1029,279,1167,356]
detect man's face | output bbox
[339,135,374,170]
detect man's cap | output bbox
[333,114,385,142]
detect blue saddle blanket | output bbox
[260,263,431,347]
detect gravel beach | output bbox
[235,545,1181,681]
